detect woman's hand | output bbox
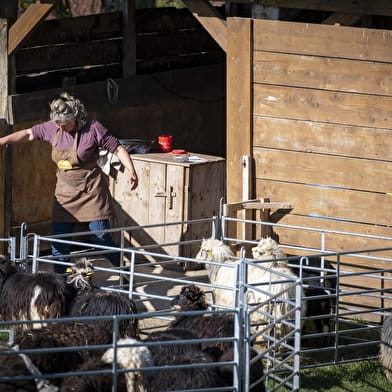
[114,145,139,191]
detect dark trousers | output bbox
[51,219,120,273]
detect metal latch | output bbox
[154,186,176,209]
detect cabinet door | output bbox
[164,164,186,255]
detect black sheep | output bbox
[12,321,114,386]
[68,289,140,339]
[0,256,92,330]
[169,284,265,392]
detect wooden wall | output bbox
[12,8,223,94]
[3,9,226,239]
[227,17,392,245]
[226,17,392,314]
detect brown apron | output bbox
[51,129,114,222]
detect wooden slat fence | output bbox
[226,17,392,307]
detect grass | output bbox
[268,360,391,391]
[299,360,391,392]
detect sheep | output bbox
[12,321,115,386]
[0,344,38,392]
[104,336,227,391]
[380,314,392,382]
[196,238,306,339]
[101,337,154,392]
[59,355,128,392]
[0,256,92,330]
[67,288,140,339]
[277,250,337,338]
[169,284,235,352]
[169,284,265,391]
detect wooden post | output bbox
[227,18,253,241]
[0,18,7,247]
[122,0,136,77]
[227,18,253,204]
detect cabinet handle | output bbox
[168,186,176,209]
[154,189,176,209]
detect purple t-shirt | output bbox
[31,120,120,163]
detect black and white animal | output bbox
[169,284,265,392]
[0,256,92,330]
[104,336,229,391]
[380,314,392,382]
[196,238,307,339]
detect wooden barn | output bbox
[1,0,392,269]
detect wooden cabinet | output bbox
[109,152,225,266]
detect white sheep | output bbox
[196,237,306,339]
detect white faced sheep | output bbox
[102,337,154,392]
[169,284,265,392]
[196,238,306,340]
[0,256,92,330]
[380,314,392,382]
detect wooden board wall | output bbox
[227,17,392,251]
[7,63,225,237]
[13,8,223,93]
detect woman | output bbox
[0,92,138,273]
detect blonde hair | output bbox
[49,92,88,129]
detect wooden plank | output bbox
[254,1,392,17]
[19,9,199,48]
[14,30,220,74]
[8,0,56,54]
[8,63,225,124]
[322,12,363,26]
[256,179,392,226]
[0,19,7,119]
[253,117,392,160]
[20,12,123,47]
[0,19,7,244]
[253,84,392,129]
[15,40,123,74]
[253,51,392,96]
[227,18,253,203]
[253,19,392,62]
[122,0,136,77]
[182,0,227,52]
[11,142,55,224]
[253,148,392,194]
[265,214,392,258]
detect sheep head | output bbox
[196,238,234,262]
[251,237,287,264]
[65,257,94,291]
[171,284,208,311]
[102,338,154,392]
[0,255,18,279]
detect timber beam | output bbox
[182,0,227,52]
[8,0,57,55]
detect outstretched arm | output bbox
[114,145,138,190]
[0,129,34,146]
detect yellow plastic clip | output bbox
[57,160,73,170]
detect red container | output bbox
[158,135,173,152]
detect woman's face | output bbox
[56,118,76,132]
